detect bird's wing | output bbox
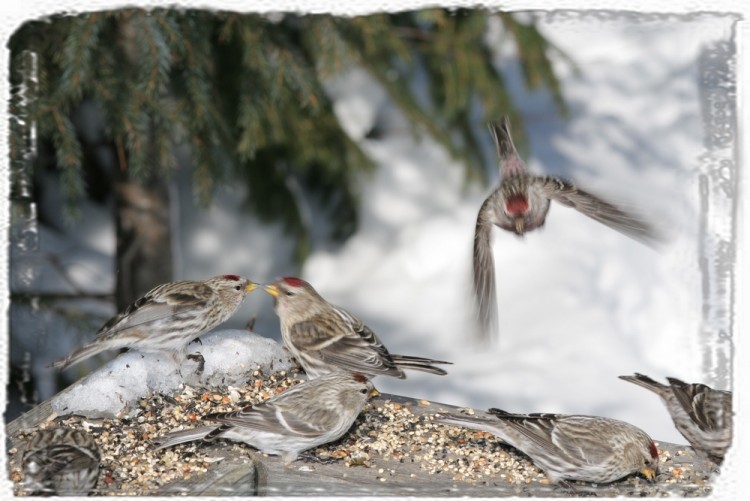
[666,378,729,432]
[288,310,402,377]
[206,392,334,437]
[95,281,213,337]
[487,410,606,465]
[487,410,562,453]
[536,176,662,247]
[473,191,500,340]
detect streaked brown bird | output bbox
[473,117,662,339]
[21,427,101,496]
[262,277,451,379]
[619,373,732,461]
[51,275,258,370]
[154,371,378,465]
[437,409,658,484]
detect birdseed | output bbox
[8,375,719,497]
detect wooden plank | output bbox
[6,392,721,497]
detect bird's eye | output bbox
[235,285,242,291]
[359,388,368,394]
[285,290,294,296]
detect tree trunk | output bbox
[114,179,173,309]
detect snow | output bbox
[50,331,294,418]
[300,12,737,447]
[7,10,740,453]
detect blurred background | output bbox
[7,7,739,447]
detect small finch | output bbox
[437,409,658,484]
[153,371,378,465]
[473,117,662,339]
[619,373,732,461]
[262,277,451,379]
[21,427,101,496]
[51,275,258,370]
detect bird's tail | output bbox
[618,373,668,393]
[151,426,217,451]
[48,342,111,371]
[434,412,500,435]
[391,354,451,376]
[488,117,525,176]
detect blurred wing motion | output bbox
[537,177,663,248]
[472,192,501,341]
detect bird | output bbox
[437,408,658,484]
[261,277,451,379]
[50,275,258,370]
[21,427,101,496]
[473,116,662,340]
[153,371,378,465]
[619,373,732,461]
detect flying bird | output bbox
[473,117,662,339]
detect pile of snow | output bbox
[50,330,294,418]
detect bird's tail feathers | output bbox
[48,343,110,371]
[618,373,668,393]
[391,354,451,376]
[435,412,500,436]
[151,426,216,451]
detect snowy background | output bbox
[7,8,740,455]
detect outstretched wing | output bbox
[537,176,663,247]
[473,191,501,341]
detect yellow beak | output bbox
[263,284,280,297]
[369,388,380,398]
[514,217,525,235]
[642,466,657,482]
[245,281,258,293]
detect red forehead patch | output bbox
[649,442,658,459]
[505,194,529,215]
[352,372,369,384]
[222,274,241,281]
[281,277,306,287]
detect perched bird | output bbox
[21,427,101,496]
[262,277,451,379]
[51,275,258,370]
[154,371,378,465]
[619,373,732,461]
[473,117,662,339]
[437,409,658,484]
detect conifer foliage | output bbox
[9,8,568,261]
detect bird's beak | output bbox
[245,281,258,293]
[369,387,380,398]
[263,284,280,297]
[642,466,657,483]
[514,217,525,235]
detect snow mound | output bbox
[50,330,295,418]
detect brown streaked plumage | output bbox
[21,427,101,496]
[51,275,258,370]
[153,371,377,465]
[619,373,732,461]
[263,277,451,379]
[438,409,658,484]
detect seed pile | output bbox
[9,369,304,496]
[8,374,717,497]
